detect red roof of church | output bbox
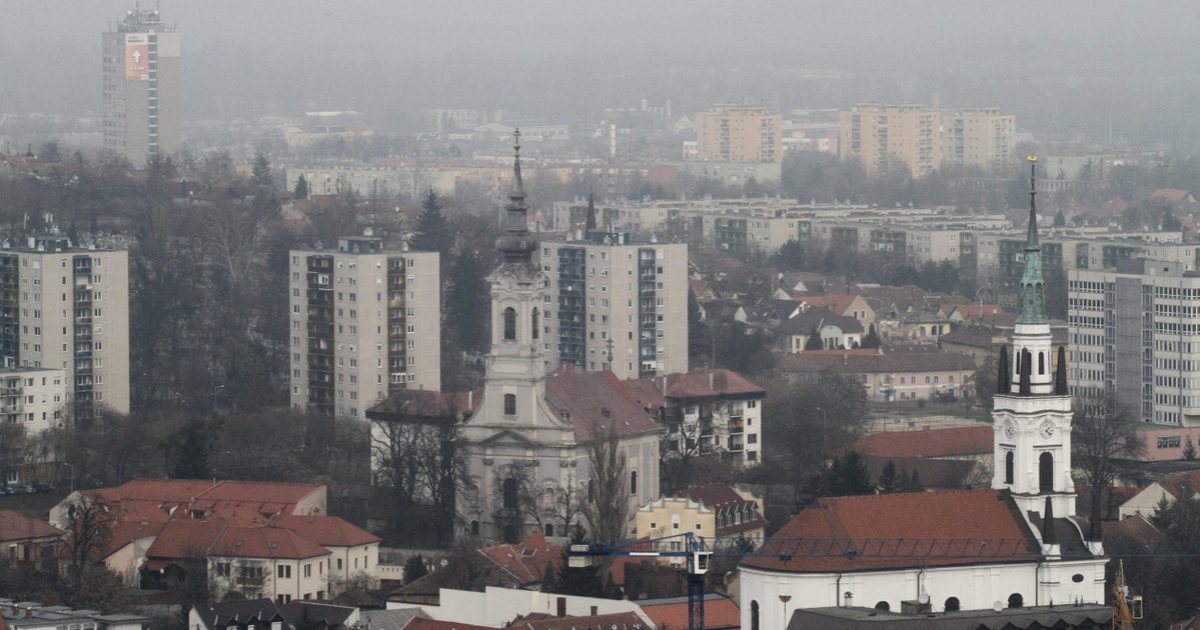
[741,489,1040,573]
[545,368,663,441]
[848,425,993,459]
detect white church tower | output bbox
[991,155,1077,520]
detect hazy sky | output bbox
[3,1,1200,142]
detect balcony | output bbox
[729,419,744,434]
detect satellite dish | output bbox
[918,594,930,605]
[439,559,449,568]
[992,601,1004,612]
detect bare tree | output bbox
[370,416,471,546]
[61,495,113,582]
[1073,396,1144,538]
[582,423,629,544]
[551,476,586,536]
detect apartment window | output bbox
[304,564,312,578]
[278,565,291,578]
[215,562,231,577]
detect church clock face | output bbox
[1003,421,1015,440]
[1038,421,1055,440]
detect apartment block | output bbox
[289,236,439,421]
[839,104,941,178]
[693,104,783,163]
[1068,258,1200,426]
[941,108,1016,174]
[0,367,67,434]
[0,236,130,422]
[102,5,181,164]
[540,233,687,379]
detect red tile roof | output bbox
[544,368,663,441]
[477,532,562,585]
[621,369,765,408]
[640,598,739,630]
[209,524,330,560]
[366,388,484,423]
[741,489,1039,573]
[516,612,646,630]
[84,479,323,524]
[1155,470,1200,501]
[797,294,859,316]
[849,426,993,459]
[144,518,228,560]
[271,515,380,548]
[406,619,496,630]
[0,510,61,543]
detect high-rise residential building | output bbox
[288,236,440,421]
[839,104,941,178]
[102,5,181,165]
[540,204,688,379]
[693,105,782,163]
[941,108,1016,175]
[0,235,130,422]
[1068,258,1200,426]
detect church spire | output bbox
[1016,155,1048,325]
[585,191,598,233]
[496,129,536,264]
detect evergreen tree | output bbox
[877,460,900,493]
[251,151,272,187]
[861,324,881,349]
[403,554,428,583]
[823,451,872,496]
[1185,437,1196,461]
[904,469,924,492]
[411,189,452,260]
[1053,210,1066,227]
[804,325,824,351]
[445,249,490,355]
[172,419,211,480]
[293,174,309,199]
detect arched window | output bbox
[502,477,519,509]
[1038,352,1045,375]
[470,520,480,536]
[545,523,555,537]
[504,394,516,416]
[630,470,638,495]
[1005,451,1014,484]
[531,308,540,340]
[503,307,517,341]
[874,601,890,611]
[944,597,960,612]
[1039,451,1054,493]
[749,601,759,630]
[1008,593,1024,609]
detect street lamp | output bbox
[779,594,792,628]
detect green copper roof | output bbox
[1017,157,1048,325]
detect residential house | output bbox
[0,511,61,570]
[621,369,766,464]
[0,602,148,630]
[779,351,977,402]
[272,516,382,591]
[206,524,333,602]
[636,484,766,550]
[795,294,876,330]
[1119,470,1200,520]
[773,308,864,352]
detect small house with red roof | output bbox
[1118,469,1200,520]
[272,515,382,591]
[0,510,61,569]
[622,369,766,465]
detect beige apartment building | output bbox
[693,105,782,163]
[840,104,941,178]
[0,236,130,422]
[540,233,687,379]
[0,367,67,434]
[289,236,440,421]
[102,5,181,165]
[942,108,1016,174]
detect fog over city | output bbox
[5,3,1200,630]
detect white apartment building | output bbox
[540,233,687,379]
[1069,258,1200,425]
[288,235,440,421]
[0,366,67,434]
[0,236,130,421]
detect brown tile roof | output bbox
[1156,470,1200,501]
[209,524,330,560]
[477,532,562,585]
[862,456,984,490]
[679,484,755,513]
[939,325,1003,350]
[407,620,495,630]
[516,612,646,630]
[144,518,227,560]
[544,368,663,441]
[1103,514,1166,549]
[85,479,322,524]
[0,510,61,543]
[366,388,483,423]
[640,597,739,630]
[797,294,859,316]
[271,515,380,548]
[779,350,976,375]
[741,490,1040,573]
[849,426,993,459]
[622,369,765,408]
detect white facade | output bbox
[388,587,652,628]
[208,553,332,602]
[289,237,440,422]
[0,367,67,434]
[325,541,380,590]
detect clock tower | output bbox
[991,156,1075,519]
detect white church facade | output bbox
[739,157,1108,629]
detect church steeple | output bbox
[584,191,598,234]
[1017,155,1048,325]
[497,129,537,264]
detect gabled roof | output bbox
[271,515,380,548]
[405,619,494,630]
[939,325,1003,349]
[544,368,663,441]
[774,307,864,336]
[849,426,993,459]
[516,612,646,630]
[797,294,863,317]
[1156,469,1200,501]
[144,518,227,561]
[741,490,1040,573]
[209,524,330,560]
[640,596,739,630]
[367,388,483,424]
[82,479,322,524]
[476,532,562,585]
[0,511,61,543]
[678,484,755,513]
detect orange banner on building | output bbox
[125,33,149,80]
